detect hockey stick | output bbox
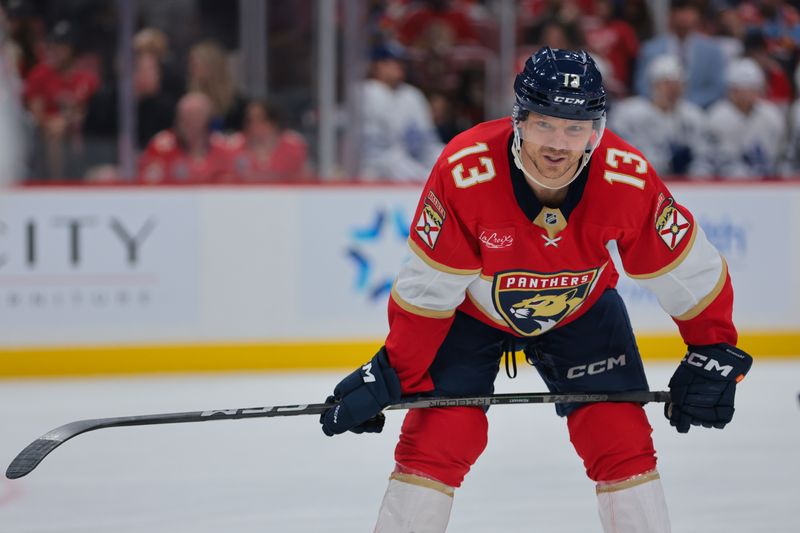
[6,390,669,480]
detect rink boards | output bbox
[0,183,798,376]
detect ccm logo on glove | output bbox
[320,347,402,436]
[362,362,376,383]
[684,352,734,378]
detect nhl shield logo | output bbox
[655,198,691,250]
[492,269,598,336]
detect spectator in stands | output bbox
[133,27,184,103]
[610,55,709,178]
[713,3,746,61]
[583,0,640,94]
[231,100,308,182]
[620,0,655,42]
[138,92,237,184]
[428,91,463,143]
[358,42,443,182]
[738,0,800,65]
[24,20,99,179]
[698,58,785,179]
[635,0,727,108]
[0,3,27,184]
[134,51,178,149]
[5,0,41,78]
[187,40,246,131]
[395,0,478,50]
[741,29,792,108]
[82,48,179,177]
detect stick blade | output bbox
[6,438,62,479]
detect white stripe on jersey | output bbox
[392,250,478,317]
[466,276,507,326]
[629,226,725,318]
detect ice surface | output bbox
[1,360,798,532]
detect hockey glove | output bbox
[320,347,402,436]
[665,343,752,433]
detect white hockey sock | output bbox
[374,472,454,533]
[596,469,671,533]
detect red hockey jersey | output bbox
[386,118,737,394]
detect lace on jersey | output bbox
[503,339,518,379]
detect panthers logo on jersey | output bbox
[492,269,598,336]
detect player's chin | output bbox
[540,166,571,181]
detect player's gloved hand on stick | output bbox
[320,347,402,436]
[665,343,752,433]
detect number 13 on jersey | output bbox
[604,148,647,190]
[448,142,496,188]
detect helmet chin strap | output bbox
[512,125,592,191]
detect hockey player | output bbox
[610,54,711,178]
[320,47,752,533]
[699,57,785,179]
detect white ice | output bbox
[1,360,798,533]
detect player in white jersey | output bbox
[610,55,710,178]
[699,58,785,179]
[359,43,444,182]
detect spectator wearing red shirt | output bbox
[231,100,308,182]
[583,0,639,94]
[742,29,793,108]
[24,20,99,179]
[396,0,478,48]
[138,92,237,184]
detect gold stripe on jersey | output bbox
[466,286,508,327]
[408,238,482,276]
[626,223,698,280]
[674,258,728,321]
[596,470,661,494]
[391,285,457,319]
[390,472,455,497]
[629,226,722,317]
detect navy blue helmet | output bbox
[513,47,606,122]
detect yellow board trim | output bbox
[0,331,797,378]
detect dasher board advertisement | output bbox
[0,190,200,343]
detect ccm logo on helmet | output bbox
[684,352,733,377]
[553,96,586,105]
[567,354,626,379]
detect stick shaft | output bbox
[6,390,669,479]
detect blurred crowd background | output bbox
[2,0,800,185]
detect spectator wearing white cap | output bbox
[698,58,785,179]
[610,54,709,178]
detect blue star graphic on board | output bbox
[346,208,410,302]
